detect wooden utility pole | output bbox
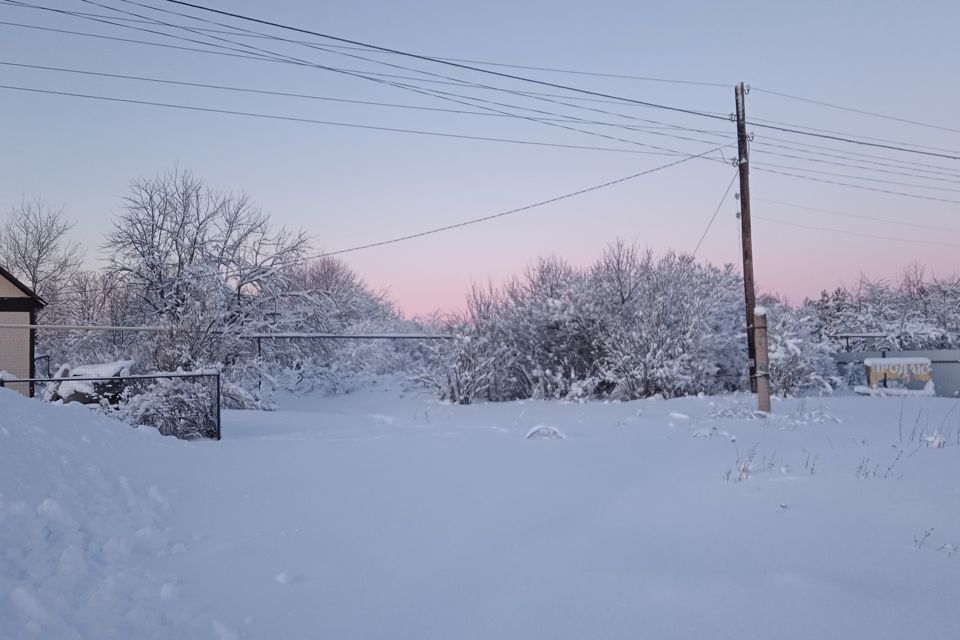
[754,310,771,412]
[735,82,758,392]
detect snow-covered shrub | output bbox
[117,377,218,440]
[416,242,749,403]
[419,333,499,405]
[761,299,837,396]
[591,246,745,399]
[408,290,504,404]
[499,257,603,400]
[220,380,275,411]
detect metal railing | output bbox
[0,371,221,440]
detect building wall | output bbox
[0,310,32,397]
[0,278,28,297]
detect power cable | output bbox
[24,1,732,157]
[752,137,960,180]
[755,216,960,248]
[268,144,732,262]
[156,0,730,123]
[747,120,960,162]
[752,166,960,206]
[145,0,960,162]
[751,160,960,194]
[692,170,738,256]
[748,115,960,156]
[752,86,960,136]
[94,0,733,151]
[3,0,731,87]
[0,59,727,131]
[753,197,960,234]
[46,144,734,293]
[0,83,711,156]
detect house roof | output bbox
[0,265,47,309]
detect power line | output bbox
[9,0,959,167]
[0,19,301,62]
[753,197,960,234]
[46,145,732,293]
[146,0,960,168]
[0,59,720,130]
[157,0,730,123]
[52,2,733,87]
[249,145,732,262]
[119,0,733,87]
[0,83,711,156]
[754,216,960,248]
[692,170,738,256]
[150,0,960,163]
[752,148,960,186]
[2,0,732,92]
[748,115,960,156]
[1,0,730,87]
[3,0,285,63]
[0,60,514,118]
[0,7,732,111]
[29,1,731,158]
[0,19,721,139]
[747,120,960,162]
[752,86,960,136]
[96,0,733,153]
[752,137,960,180]
[753,166,960,206]
[751,160,960,194]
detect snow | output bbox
[525,424,567,439]
[57,359,136,379]
[2,382,960,638]
[52,360,136,402]
[863,357,932,366]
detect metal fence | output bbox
[0,371,221,440]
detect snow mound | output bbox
[0,388,214,639]
[525,424,567,440]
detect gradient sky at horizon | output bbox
[1,0,958,316]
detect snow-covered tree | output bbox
[0,197,83,309]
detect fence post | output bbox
[257,337,262,391]
[215,373,222,441]
[755,310,771,413]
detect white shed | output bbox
[0,266,46,396]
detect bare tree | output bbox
[0,197,83,303]
[101,168,311,373]
[103,168,309,320]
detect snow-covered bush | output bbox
[417,242,750,403]
[591,245,745,399]
[117,377,218,440]
[760,299,837,396]
[499,257,603,400]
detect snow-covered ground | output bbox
[2,382,960,639]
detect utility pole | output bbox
[735,81,758,392]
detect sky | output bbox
[1,0,958,316]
